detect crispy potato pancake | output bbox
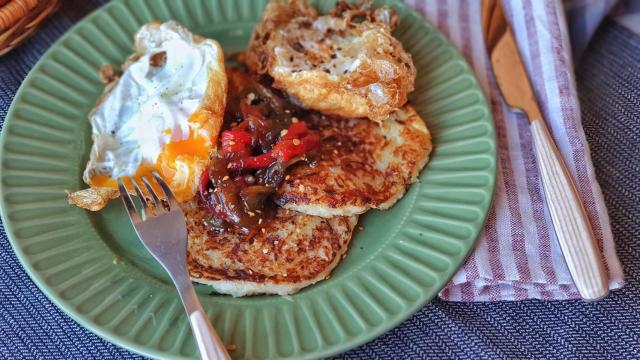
[246,0,416,122]
[184,200,357,297]
[275,105,431,217]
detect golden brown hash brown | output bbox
[276,105,431,217]
[185,200,357,296]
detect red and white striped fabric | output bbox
[402,0,625,301]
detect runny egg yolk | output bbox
[90,108,216,202]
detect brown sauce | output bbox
[198,68,320,233]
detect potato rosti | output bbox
[276,105,431,217]
[185,200,357,296]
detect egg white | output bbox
[83,21,222,186]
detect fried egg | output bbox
[246,0,415,122]
[83,21,226,202]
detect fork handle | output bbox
[173,272,230,360]
[530,119,609,300]
[189,305,230,360]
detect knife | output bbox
[482,0,609,300]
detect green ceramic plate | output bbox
[0,0,496,358]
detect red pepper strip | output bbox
[228,133,320,170]
[272,133,320,162]
[199,167,211,197]
[228,153,274,170]
[222,130,252,146]
[227,121,320,171]
[280,121,309,141]
[221,130,252,157]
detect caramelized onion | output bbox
[240,185,275,212]
[198,68,319,232]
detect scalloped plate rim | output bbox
[0,0,497,359]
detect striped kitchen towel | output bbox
[403,0,626,301]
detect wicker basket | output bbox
[0,0,61,56]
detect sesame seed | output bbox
[222,175,229,181]
[248,211,255,217]
[261,228,266,234]
[283,273,288,277]
[258,218,263,224]
[291,116,299,123]
[228,140,235,145]
[262,248,269,254]
[227,163,232,168]
[285,175,291,181]
[298,184,305,192]
[280,129,288,137]
[292,139,301,146]
[274,240,279,244]
[333,149,338,154]
[255,209,262,214]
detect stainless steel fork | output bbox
[118,173,230,360]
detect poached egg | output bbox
[83,21,226,202]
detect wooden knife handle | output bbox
[530,119,609,300]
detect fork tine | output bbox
[118,178,140,223]
[131,179,149,220]
[152,172,179,209]
[141,176,163,210]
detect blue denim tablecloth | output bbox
[1,1,639,359]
